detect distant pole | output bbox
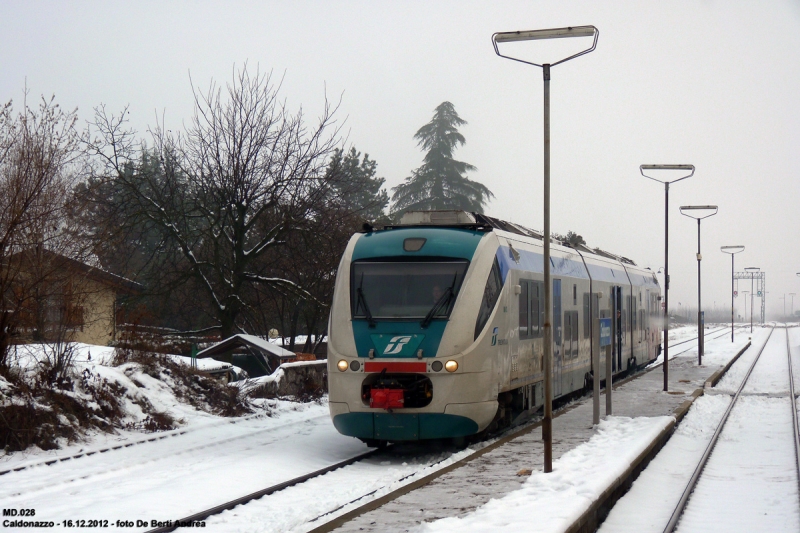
[745,267,760,332]
[721,246,744,342]
[493,24,598,475]
[743,291,749,325]
[641,165,695,392]
[680,206,717,365]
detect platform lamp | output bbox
[680,206,717,365]
[640,165,695,392]
[721,246,744,342]
[745,267,760,332]
[492,24,598,475]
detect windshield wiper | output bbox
[421,274,457,329]
[356,273,376,328]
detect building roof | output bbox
[196,334,296,360]
[9,248,144,293]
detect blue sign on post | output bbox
[599,318,612,347]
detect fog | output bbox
[3,0,799,319]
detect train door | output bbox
[611,286,623,372]
[553,279,562,397]
[644,291,650,358]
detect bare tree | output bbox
[0,94,82,373]
[86,66,342,338]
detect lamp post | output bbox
[641,164,695,392]
[743,291,749,322]
[492,24,598,474]
[721,246,744,342]
[790,293,796,319]
[745,267,760,332]
[680,205,717,365]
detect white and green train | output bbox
[327,211,662,445]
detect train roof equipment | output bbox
[384,210,638,267]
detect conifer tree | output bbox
[325,147,388,222]
[391,102,493,215]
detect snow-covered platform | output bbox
[328,331,753,533]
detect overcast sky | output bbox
[3,0,799,320]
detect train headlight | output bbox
[445,360,458,372]
[337,360,349,372]
[350,360,360,371]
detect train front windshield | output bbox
[351,261,469,320]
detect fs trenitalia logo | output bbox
[491,327,499,346]
[383,336,413,355]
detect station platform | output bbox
[329,333,752,533]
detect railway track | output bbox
[0,410,335,498]
[145,407,559,533]
[152,329,735,532]
[146,447,385,533]
[666,325,744,358]
[662,326,800,532]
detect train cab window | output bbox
[519,279,544,339]
[351,259,469,321]
[474,258,503,339]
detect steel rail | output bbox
[145,447,386,533]
[786,326,800,509]
[147,390,591,533]
[666,326,746,359]
[662,328,775,533]
[148,326,737,533]
[669,326,730,349]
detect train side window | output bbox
[583,292,600,339]
[474,258,503,340]
[532,281,543,337]
[572,311,579,357]
[573,284,577,306]
[519,281,529,337]
[640,310,645,341]
[583,293,590,338]
[564,311,579,358]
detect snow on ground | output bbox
[204,445,477,533]
[599,327,800,533]
[416,417,673,533]
[0,342,249,466]
[1,398,371,530]
[674,395,800,532]
[2,327,788,532]
[331,330,754,533]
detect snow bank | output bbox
[418,416,673,533]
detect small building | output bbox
[196,334,303,377]
[7,249,143,346]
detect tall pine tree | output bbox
[391,102,493,215]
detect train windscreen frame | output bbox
[351,260,469,320]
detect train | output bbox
[327,210,662,445]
